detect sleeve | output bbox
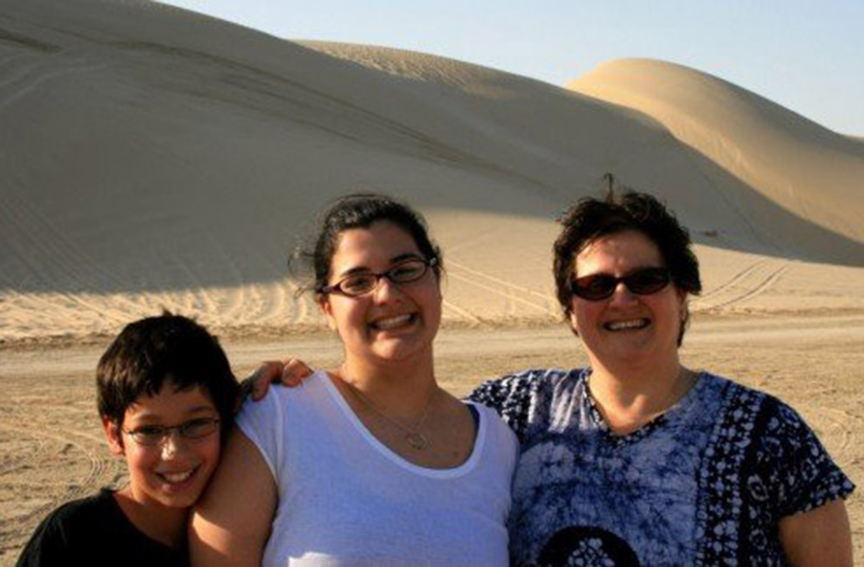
[753,398,856,518]
[235,386,285,482]
[16,510,69,567]
[467,370,545,441]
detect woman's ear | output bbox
[101,416,125,456]
[677,290,689,321]
[568,309,581,338]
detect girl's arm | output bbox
[189,428,277,565]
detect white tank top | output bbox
[237,371,518,566]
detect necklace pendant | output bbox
[406,432,429,450]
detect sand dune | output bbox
[1,0,863,345]
[569,58,864,246]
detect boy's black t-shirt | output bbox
[17,488,188,567]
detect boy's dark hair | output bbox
[293,193,443,297]
[553,189,702,345]
[96,312,238,434]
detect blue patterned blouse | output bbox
[468,369,855,566]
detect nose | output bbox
[160,430,187,458]
[373,275,404,301]
[609,281,639,305]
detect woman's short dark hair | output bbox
[96,312,238,435]
[298,193,443,296]
[553,190,702,345]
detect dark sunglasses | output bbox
[570,267,672,301]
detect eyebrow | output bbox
[336,253,424,278]
[576,264,667,278]
[127,405,218,421]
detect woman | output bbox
[189,194,518,565]
[469,190,855,565]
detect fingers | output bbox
[281,358,314,387]
[247,361,283,401]
[239,358,314,408]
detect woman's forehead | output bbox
[575,230,662,268]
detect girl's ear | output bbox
[318,295,338,332]
[101,416,125,456]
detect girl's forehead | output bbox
[331,222,421,266]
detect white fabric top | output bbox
[237,371,518,566]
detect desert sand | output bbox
[1,0,862,563]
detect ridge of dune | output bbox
[289,42,864,264]
[1,2,864,343]
[568,58,864,246]
[297,40,522,89]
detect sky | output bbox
[159,1,864,136]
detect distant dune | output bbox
[568,58,864,247]
[1,0,863,343]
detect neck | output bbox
[114,487,188,549]
[586,354,693,433]
[337,350,437,413]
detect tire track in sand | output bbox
[0,50,108,111]
[0,394,122,560]
[692,260,791,312]
[444,259,559,321]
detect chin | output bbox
[157,485,206,510]
[372,339,432,363]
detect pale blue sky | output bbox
[160,1,864,135]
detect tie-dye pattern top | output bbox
[468,369,854,566]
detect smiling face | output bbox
[102,384,221,511]
[569,230,687,369]
[319,220,442,367]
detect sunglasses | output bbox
[570,267,672,301]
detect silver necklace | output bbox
[341,377,437,450]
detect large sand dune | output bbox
[1,0,863,562]
[569,58,864,247]
[2,0,863,343]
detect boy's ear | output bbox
[101,416,125,456]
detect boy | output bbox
[17,312,239,566]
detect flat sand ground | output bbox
[1,313,862,564]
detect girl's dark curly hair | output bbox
[291,193,442,297]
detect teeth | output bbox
[606,319,648,331]
[161,470,193,483]
[372,314,413,330]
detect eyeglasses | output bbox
[321,257,437,297]
[570,267,672,301]
[122,417,221,446]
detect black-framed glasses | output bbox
[321,257,437,297]
[122,417,221,446]
[570,267,672,301]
